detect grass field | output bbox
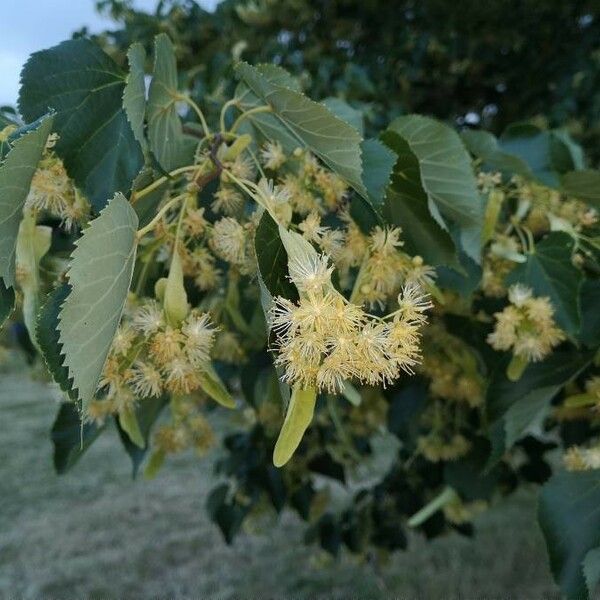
[0,371,561,599]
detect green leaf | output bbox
[19,39,143,211]
[118,406,145,448]
[147,34,194,172]
[254,211,298,300]
[0,281,14,327]
[36,283,76,399]
[0,113,53,287]
[499,123,558,186]
[385,115,483,263]
[273,386,317,467]
[507,232,582,337]
[115,395,168,477]
[485,349,592,467]
[461,129,533,178]
[539,469,600,600]
[51,402,104,474]
[487,349,592,423]
[58,193,139,412]
[561,170,600,209]
[580,280,600,348]
[382,130,459,268]
[583,547,600,598]
[503,385,559,448]
[123,43,148,150]
[198,363,236,408]
[322,98,364,135]
[550,130,585,172]
[360,138,396,214]
[236,62,366,197]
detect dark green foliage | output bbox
[51,402,103,474]
[19,39,143,211]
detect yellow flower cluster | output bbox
[270,251,430,393]
[564,445,600,471]
[417,431,471,462]
[518,178,598,235]
[154,396,216,457]
[350,226,435,310]
[487,284,564,362]
[274,150,348,215]
[89,302,216,423]
[421,323,484,408]
[25,149,89,230]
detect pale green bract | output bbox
[273,386,317,467]
[0,114,53,288]
[58,193,139,412]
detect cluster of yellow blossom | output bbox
[349,226,435,310]
[421,323,484,408]
[564,445,600,471]
[270,250,431,394]
[25,142,89,230]
[295,214,435,310]
[418,431,471,463]
[153,395,216,458]
[275,148,348,215]
[487,284,564,363]
[88,301,216,423]
[518,178,598,235]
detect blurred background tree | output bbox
[92,0,600,160]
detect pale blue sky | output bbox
[0,0,217,106]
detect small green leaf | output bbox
[144,448,166,479]
[382,130,459,268]
[116,394,168,477]
[487,349,592,424]
[503,385,557,447]
[583,547,600,598]
[147,34,193,171]
[36,283,76,399]
[58,193,139,413]
[236,62,366,197]
[123,43,148,150]
[254,211,298,300]
[561,170,600,209]
[0,113,53,287]
[385,116,483,263]
[199,363,236,408]
[118,406,145,448]
[0,281,14,327]
[580,280,600,348]
[19,39,143,211]
[499,123,558,186]
[485,349,592,467]
[539,469,600,600]
[273,386,317,467]
[360,138,396,214]
[51,402,104,474]
[322,97,364,135]
[507,232,582,336]
[461,129,533,178]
